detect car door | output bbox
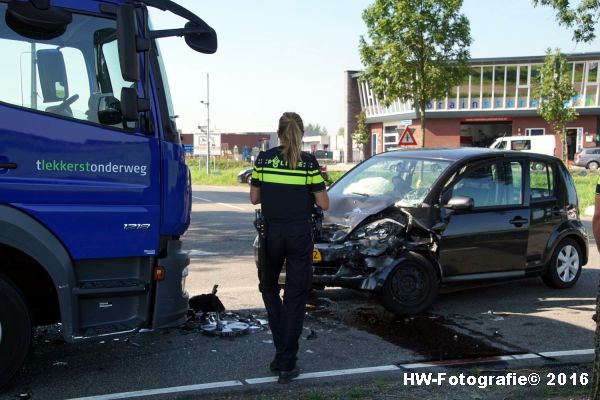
[526,158,562,268]
[438,159,530,277]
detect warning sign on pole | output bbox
[398,126,417,146]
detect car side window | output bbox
[511,140,531,150]
[450,161,522,208]
[529,161,555,199]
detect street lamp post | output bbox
[200,73,210,175]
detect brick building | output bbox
[345,52,600,161]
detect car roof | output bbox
[376,147,559,163]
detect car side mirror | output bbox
[443,196,474,212]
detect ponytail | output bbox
[277,112,304,170]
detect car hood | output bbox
[323,192,397,234]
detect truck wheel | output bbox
[378,253,439,316]
[542,238,583,289]
[0,275,32,388]
[587,161,599,170]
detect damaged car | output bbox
[309,148,587,315]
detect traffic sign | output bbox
[398,126,417,146]
[183,144,194,154]
[400,119,413,126]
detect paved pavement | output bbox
[2,185,598,400]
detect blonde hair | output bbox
[277,112,304,170]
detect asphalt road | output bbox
[2,184,599,400]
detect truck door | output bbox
[0,10,160,261]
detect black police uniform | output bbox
[251,146,326,372]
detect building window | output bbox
[585,61,599,107]
[384,125,399,152]
[525,128,545,136]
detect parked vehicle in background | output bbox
[0,0,217,387]
[490,135,556,157]
[574,147,600,170]
[308,148,587,316]
[237,168,253,184]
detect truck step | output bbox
[73,279,147,296]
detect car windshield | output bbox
[328,155,452,207]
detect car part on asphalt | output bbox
[199,313,250,337]
[189,284,225,314]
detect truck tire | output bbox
[0,275,32,388]
[378,253,439,316]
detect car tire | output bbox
[0,275,32,388]
[542,238,583,289]
[587,161,599,170]
[378,253,439,316]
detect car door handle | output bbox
[509,217,528,227]
[0,162,17,170]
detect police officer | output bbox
[250,112,329,384]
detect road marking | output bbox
[188,249,219,256]
[64,348,594,400]
[244,365,400,384]
[65,381,243,400]
[192,195,245,211]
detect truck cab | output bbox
[0,0,216,386]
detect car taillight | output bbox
[320,166,327,172]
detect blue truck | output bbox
[0,0,217,386]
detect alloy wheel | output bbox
[556,244,580,282]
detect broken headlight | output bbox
[351,218,404,242]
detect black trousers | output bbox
[258,219,313,372]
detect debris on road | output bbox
[189,284,226,314]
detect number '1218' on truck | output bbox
[0,0,217,387]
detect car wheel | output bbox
[587,161,599,170]
[378,253,439,316]
[0,275,32,388]
[542,238,583,289]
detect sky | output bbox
[148,0,600,135]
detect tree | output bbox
[359,0,471,147]
[305,123,327,137]
[352,111,370,160]
[337,127,345,136]
[532,48,577,163]
[533,0,600,42]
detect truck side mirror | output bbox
[36,49,69,102]
[120,87,149,122]
[116,3,140,82]
[183,21,217,54]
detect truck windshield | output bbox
[0,4,132,129]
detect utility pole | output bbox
[201,73,210,175]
